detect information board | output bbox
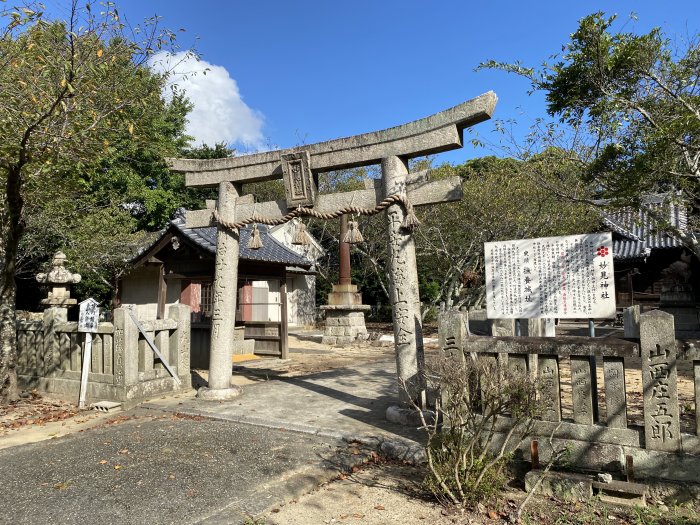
[485,232,615,319]
[78,298,100,333]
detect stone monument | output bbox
[321,215,370,345]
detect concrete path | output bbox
[147,359,423,444]
[0,359,425,524]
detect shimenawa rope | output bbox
[213,193,419,232]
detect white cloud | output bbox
[149,51,265,149]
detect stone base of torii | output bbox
[170,92,497,407]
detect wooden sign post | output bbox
[77,298,99,409]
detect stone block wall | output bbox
[322,311,369,345]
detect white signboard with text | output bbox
[78,298,100,333]
[485,232,615,319]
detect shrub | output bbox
[416,353,540,507]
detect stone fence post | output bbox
[42,307,66,376]
[439,309,468,359]
[624,305,641,338]
[112,307,139,391]
[168,304,191,388]
[640,310,680,452]
[490,318,515,337]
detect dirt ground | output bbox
[262,460,699,525]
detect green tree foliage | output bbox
[481,12,700,256]
[19,93,195,302]
[0,2,185,401]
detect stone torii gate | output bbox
[171,92,497,402]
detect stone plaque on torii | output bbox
[171,92,497,403]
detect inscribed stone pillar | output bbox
[603,357,627,428]
[624,305,641,339]
[570,355,594,425]
[526,318,543,336]
[168,304,192,388]
[198,182,242,400]
[508,354,528,378]
[640,310,680,451]
[543,318,556,337]
[382,156,424,404]
[538,355,562,422]
[112,307,138,389]
[438,309,467,426]
[438,309,467,360]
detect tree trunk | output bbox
[0,276,19,403]
[1,164,24,402]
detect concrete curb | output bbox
[197,458,365,524]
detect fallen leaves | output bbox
[0,397,78,432]
[104,415,134,426]
[171,413,203,421]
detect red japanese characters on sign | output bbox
[485,232,616,319]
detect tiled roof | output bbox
[601,195,687,260]
[134,209,313,268]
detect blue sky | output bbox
[114,1,697,166]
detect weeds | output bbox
[411,352,540,508]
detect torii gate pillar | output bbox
[383,156,424,403]
[198,182,243,400]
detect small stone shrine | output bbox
[36,251,82,308]
[321,215,370,345]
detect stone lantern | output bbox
[36,251,82,308]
